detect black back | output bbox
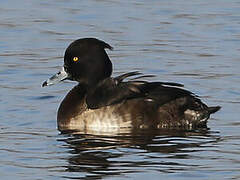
[86,71,195,109]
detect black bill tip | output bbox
[42,81,47,87]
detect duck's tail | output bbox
[183,105,221,128]
[207,106,221,114]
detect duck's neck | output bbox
[80,77,109,92]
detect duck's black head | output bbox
[42,38,113,87]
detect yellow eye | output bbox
[73,57,79,62]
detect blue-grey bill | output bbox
[42,67,68,87]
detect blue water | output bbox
[1,0,240,179]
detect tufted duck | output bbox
[42,38,220,133]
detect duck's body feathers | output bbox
[57,71,219,131]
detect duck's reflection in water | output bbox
[57,128,221,179]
